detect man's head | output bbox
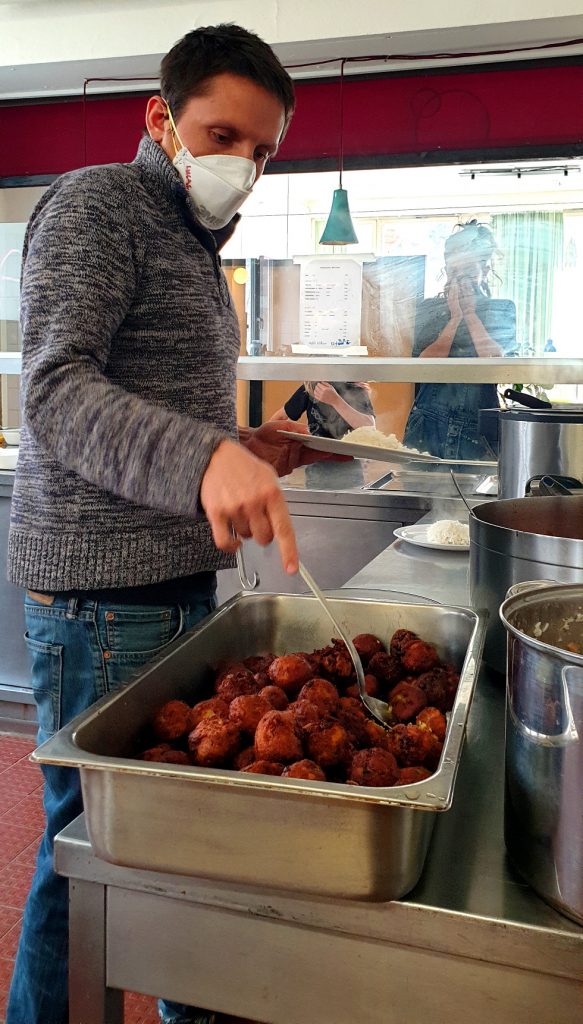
[146,24,294,182]
[161,24,295,127]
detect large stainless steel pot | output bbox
[498,406,583,499]
[500,582,583,926]
[470,495,583,673]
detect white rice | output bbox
[426,520,470,546]
[341,427,422,454]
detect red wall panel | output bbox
[1,62,583,179]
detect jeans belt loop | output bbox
[65,597,79,620]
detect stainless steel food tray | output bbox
[35,593,486,901]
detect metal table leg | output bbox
[68,879,124,1024]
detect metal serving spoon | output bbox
[298,561,392,729]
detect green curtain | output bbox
[490,211,563,356]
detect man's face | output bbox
[147,72,286,183]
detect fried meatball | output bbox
[241,760,284,776]
[388,682,428,723]
[367,652,403,687]
[254,710,303,763]
[401,640,440,674]
[423,731,444,771]
[152,700,191,741]
[229,694,271,734]
[415,667,449,711]
[187,697,230,732]
[318,640,354,682]
[386,723,436,767]
[352,633,386,666]
[215,669,258,703]
[243,654,275,674]
[253,671,271,690]
[298,677,339,714]
[188,717,242,767]
[336,697,370,747]
[389,629,418,658]
[259,685,289,710]
[142,746,191,765]
[361,719,392,751]
[287,699,321,734]
[345,673,380,699]
[282,759,327,781]
[215,661,248,685]
[416,706,447,742]
[141,743,172,760]
[234,745,256,770]
[349,748,399,787]
[304,718,352,769]
[396,766,432,785]
[267,654,313,695]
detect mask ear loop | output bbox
[164,101,184,156]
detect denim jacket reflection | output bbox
[403,296,517,461]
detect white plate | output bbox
[394,524,470,552]
[0,448,18,471]
[278,431,496,468]
[278,430,441,464]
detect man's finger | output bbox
[207,511,240,552]
[248,510,275,547]
[267,494,298,574]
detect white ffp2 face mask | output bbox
[165,103,256,229]
[172,149,256,229]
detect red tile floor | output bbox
[0,732,159,1024]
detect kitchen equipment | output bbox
[470,495,583,674]
[297,561,387,726]
[525,474,583,497]
[500,581,583,925]
[498,406,583,499]
[34,592,485,901]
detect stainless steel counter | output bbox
[53,530,582,1024]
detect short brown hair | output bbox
[161,24,295,131]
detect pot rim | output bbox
[500,581,583,663]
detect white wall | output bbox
[2,0,583,98]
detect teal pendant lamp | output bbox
[319,59,359,246]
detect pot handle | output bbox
[508,664,580,747]
[502,388,552,409]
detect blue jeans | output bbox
[6,580,218,1024]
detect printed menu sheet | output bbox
[299,257,363,350]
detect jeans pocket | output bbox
[24,632,63,740]
[99,605,184,695]
[102,606,180,659]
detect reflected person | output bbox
[269,381,375,439]
[403,220,516,461]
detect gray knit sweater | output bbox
[8,136,241,591]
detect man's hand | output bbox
[242,420,351,477]
[200,439,298,574]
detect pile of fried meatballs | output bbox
[139,628,459,787]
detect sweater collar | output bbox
[131,135,239,252]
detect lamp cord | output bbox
[338,58,346,189]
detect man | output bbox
[6,23,317,1024]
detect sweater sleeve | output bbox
[19,171,230,518]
